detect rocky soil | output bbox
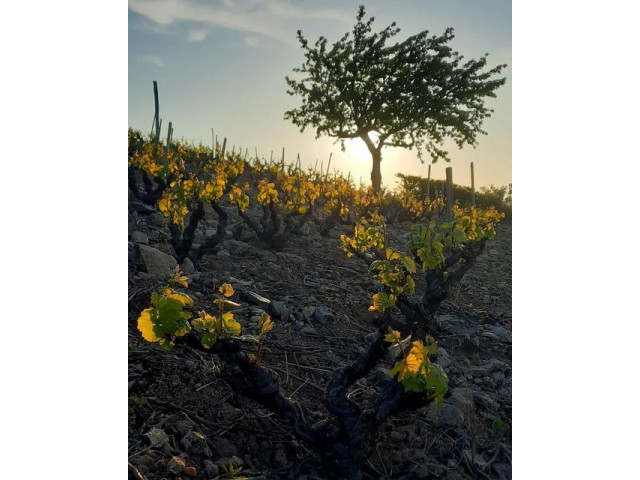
[128,199,512,480]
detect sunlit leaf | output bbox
[219,283,235,298]
[401,256,416,274]
[258,312,274,335]
[137,308,159,342]
[222,311,241,336]
[384,330,401,343]
[166,292,194,307]
[406,275,415,295]
[385,248,400,260]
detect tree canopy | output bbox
[284,5,507,191]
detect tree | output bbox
[284,5,507,192]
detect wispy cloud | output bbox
[140,55,165,68]
[128,0,352,46]
[187,29,208,42]
[244,36,261,47]
[132,16,177,36]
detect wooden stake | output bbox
[153,80,161,143]
[221,137,227,157]
[445,167,454,222]
[426,164,431,199]
[326,152,332,176]
[166,121,172,150]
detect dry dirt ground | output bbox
[128,200,512,480]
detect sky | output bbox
[129,0,511,189]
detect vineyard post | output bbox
[281,148,285,171]
[255,147,258,161]
[211,129,215,153]
[269,151,273,165]
[215,135,218,151]
[150,114,156,138]
[232,145,235,154]
[470,162,476,206]
[166,121,173,151]
[244,148,248,162]
[426,164,431,199]
[445,167,454,222]
[326,152,332,178]
[314,159,318,172]
[153,80,161,143]
[221,137,227,157]
[296,153,301,173]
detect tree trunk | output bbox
[360,133,382,193]
[371,150,382,193]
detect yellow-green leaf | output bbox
[258,312,274,335]
[137,308,159,342]
[219,283,235,298]
[385,248,400,260]
[384,330,401,343]
[222,311,241,336]
[406,275,415,295]
[167,292,194,307]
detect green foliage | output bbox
[221,462,245,479]
[191,283,243,349]
[137,268,194,350]
[386,333,449,409]
[285,5,507,190]
[137,274,275,356]
[396,172,512,217]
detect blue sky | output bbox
[129,0,511,189]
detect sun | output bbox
[345,132,379,165]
